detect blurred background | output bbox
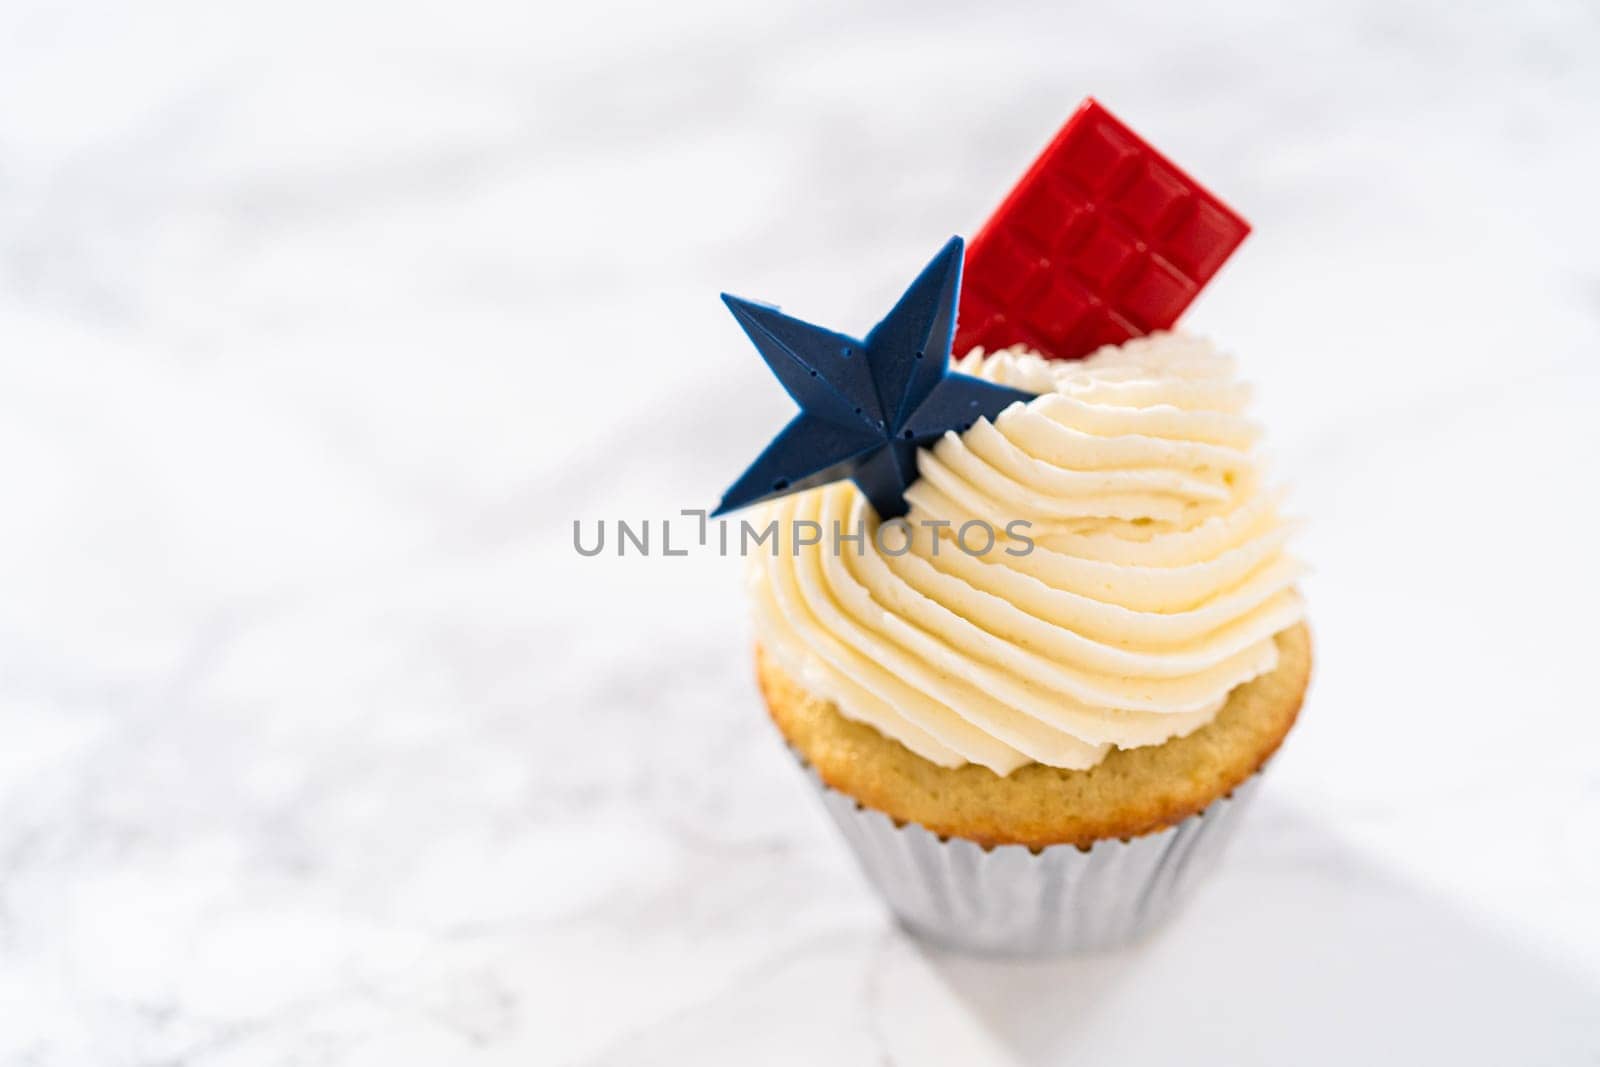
[1,0,1597,1063]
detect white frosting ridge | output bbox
[747,333,1306,775]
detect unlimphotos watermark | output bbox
[573,509,1034,558]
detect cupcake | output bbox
[714,100,1309,955]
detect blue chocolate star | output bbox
[714,236,1036,520]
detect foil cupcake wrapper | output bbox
[799,758,1262,956]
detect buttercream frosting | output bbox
[747,332,1305,775]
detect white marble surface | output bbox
[2,1,1598,1063]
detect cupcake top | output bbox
[714,99,1300,777]
[748,333,1304,775]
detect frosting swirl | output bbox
[748,332,1305,775]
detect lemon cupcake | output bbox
[713,100,1308,953]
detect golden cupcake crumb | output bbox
[757,622,1311,850]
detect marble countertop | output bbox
[2,0,1597,1063]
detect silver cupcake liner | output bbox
[799,757,1262,956]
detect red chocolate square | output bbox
[1163,198,1250,280]
[968,231,1042,306]
[1027,274,1095,341]
[1057,117,1139,195]
[1012,183,1079,251]
[956,98,1250,360]
[1065,214,1140,292]
[1111,160,1191,239]
[1120,255,1198,331]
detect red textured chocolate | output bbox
[956,98,1250,361]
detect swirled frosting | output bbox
[747,332,1305,775]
